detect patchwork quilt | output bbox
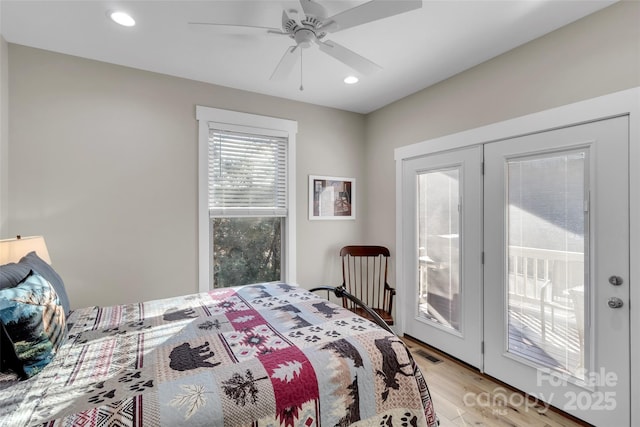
[0,283,437,427]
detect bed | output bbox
[0,281,437,426]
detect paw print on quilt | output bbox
[117,371,155,392]
[87,383,117,405]
[378,413,419,427]
[86,369,154,406]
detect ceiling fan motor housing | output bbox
[302,16,323,29]
[284,2,327,48]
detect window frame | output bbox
[196,106,297,291]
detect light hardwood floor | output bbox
[403,336,590,427]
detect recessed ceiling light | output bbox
[344,76,359,85]
[109,11,136,27]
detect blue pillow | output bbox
[19,252,70,316]
[0,272,67,378]
[0,262,31,290]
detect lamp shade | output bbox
[0,235,51,265]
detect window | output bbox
[197,107,297,290]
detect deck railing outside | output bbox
[508,245,585,376]
[508,246,583,303]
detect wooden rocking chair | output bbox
[338,245,395,325]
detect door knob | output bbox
[607,297,624,309]
[609,276,623,286]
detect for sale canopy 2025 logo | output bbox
[462,367,618,415]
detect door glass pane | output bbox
[417,168,461,331]
[212,217,282,288]
[507,151,588,380]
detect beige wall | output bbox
[7,45,365,308]
[364,1,640,271]
[0,35,8,236]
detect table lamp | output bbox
[0,235,52,265]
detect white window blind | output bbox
[208,126,288,217]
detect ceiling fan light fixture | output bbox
[344,75,359,85]
[109,11,136,27]
[294,28,315,48]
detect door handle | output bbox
[608,276,623,286]
[607,297,624,309]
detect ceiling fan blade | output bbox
[270,46,300,80]
[317,40,381,75]
[299,0,315,18]
[188,22,285,36]
[282,10,290,29]
[298,0,329,21]
[319,0,422,33]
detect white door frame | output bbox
[394,87,640,424]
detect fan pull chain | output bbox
[299,48,304,91]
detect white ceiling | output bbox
[0,0,616,114]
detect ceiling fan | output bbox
[190,0,422,82]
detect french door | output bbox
[401,116,630,425]
[402,146,483,368]
[484,117,629,426]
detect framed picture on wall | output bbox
[309,175,356,220]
